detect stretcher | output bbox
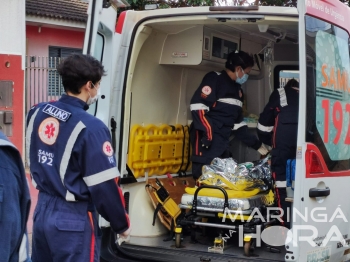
[146,175,278,256]
[175,185,278,256]
[180,190,273,213]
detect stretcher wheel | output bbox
[244,240,255,257]
[175,232,181,248]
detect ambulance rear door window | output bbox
[305,15,350,171]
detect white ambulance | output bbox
[84,0,350,261]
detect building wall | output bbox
[25,25,85,114]
[0,0,26,58]
[26,25,84,56]
[0,0,25,154]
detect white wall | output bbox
[130,27,268,127]
[131,30,186,126]
[0,0,25,66]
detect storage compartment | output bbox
[159,25,263,75]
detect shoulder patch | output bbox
[38,117,59,145]
[202,86,212,95]
[42,104,71,122]
[103,141,114,157]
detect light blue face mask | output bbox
[235,68,249,85]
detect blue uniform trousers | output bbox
[32,192,101,262]
[190,123,232,179]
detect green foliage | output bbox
[120,0,210,11]
[258,0,296,6]
[119,0,349,12]
[121,0,213,11]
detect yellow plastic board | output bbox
[128,124,191,178]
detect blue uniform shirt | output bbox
[257,86,299,181]
[0,132,31,262]
[26,94,129,234]
[190,70,261,164]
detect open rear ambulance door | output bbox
[83,1,131,260]
[83,0,126,147]
[292,0,350,261]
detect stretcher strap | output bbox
[152,203,163,226]
[184,126,191,172]
[177,125,186,174]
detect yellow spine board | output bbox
[128,124,191,178]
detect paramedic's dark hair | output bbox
[225,51,255,72]
[57,54,106,94]
[284,79,299,89]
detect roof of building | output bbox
[26,0,88,23]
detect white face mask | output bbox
[86,83,101,105]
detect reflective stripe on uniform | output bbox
[190,103,209,111]
[257,122,274,132]
[18,233,29,262]
[83,167,119,187]
[88,212,95,262]
[25,108,40,167]
[277,87,288,107]
[199,110,212,140]
[25,108,40,188]
[275,181,287,188]
[60,121,86,201]
[30,174,38,189]
[232,121,247,130]
[217,98,242,107]
[0,138,15,148]
[0,138,32,191]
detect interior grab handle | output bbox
[309,187,330,198]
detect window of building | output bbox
[48,46,82,96]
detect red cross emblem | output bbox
[45,123,56,138]
[39,118,59,145]
[103,141,114,157]
[201,86,212,95]
[106,144,112,153]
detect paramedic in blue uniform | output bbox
[257,78,299,228]
[189,51,269,180]
[26,54,131,262]
[0,131,31,262]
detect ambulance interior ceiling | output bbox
[129,17,299,127]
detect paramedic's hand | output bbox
[119,226,132,239]
[201,137,212,149]
[115,226,132,246]
[263,143,272,151]
[257,144,269,155]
